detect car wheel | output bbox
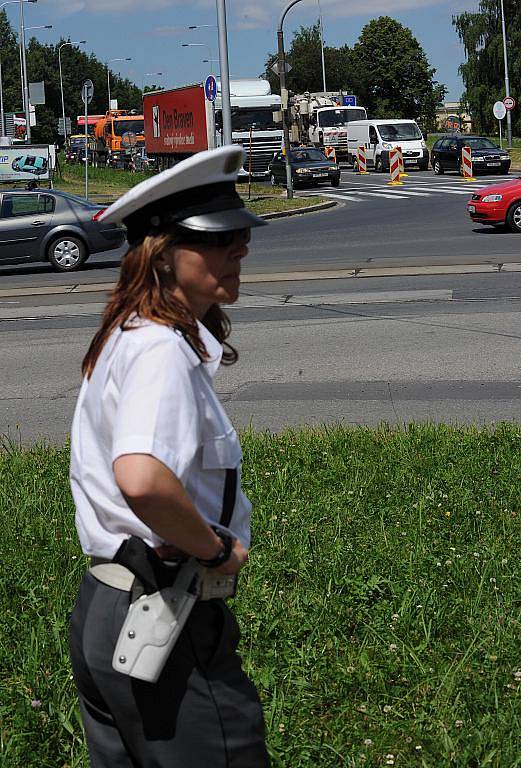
[330,177,340,187]
[506,202,521,233]
[375,156,383,173]
[433,159,444,175]
[47,235,87,272]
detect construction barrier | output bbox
[388,147,403,185]
[324,146,337,163]
[396,145,408,177]
[460,146,476,180]
[357,145,367,174]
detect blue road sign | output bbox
[205,75,217,102]
[343,95,357,107]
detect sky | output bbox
[6,0,479,102]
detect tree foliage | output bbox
[453,0,520,135]
[0,11,143,145]
[263,17,445,129]
[351,17,446,127]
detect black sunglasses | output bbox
[174,228,251,248]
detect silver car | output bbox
[0,189,126,272]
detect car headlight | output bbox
[500,155,510,160]
[472,156,484,161]
[481,194,503,202]
[382,142,393,150]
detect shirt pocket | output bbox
[202,428,242,470]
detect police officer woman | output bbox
[69,146,270,767]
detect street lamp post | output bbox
[181,42,213,75]
[278,0,304,198]
[107,57,132,111]
[317,0,327,92]
[0,0,35,137]
[499,0,512,148]
[19,0,32,141]
[216,0,232,146]
[59,40,86,146]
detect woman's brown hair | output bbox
[81,233,238,378]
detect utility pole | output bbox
[499,0,512,148]
[215,0,232,145]
[278,0,304,199]
[317,0,326,93]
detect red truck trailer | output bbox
[143,83,215,171]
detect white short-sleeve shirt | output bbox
[70,318,252,559]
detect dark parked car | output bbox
[430,135,511,175]
[0,189,126,272]
[268,147,341,188]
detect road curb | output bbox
[3,262,521,300]
[260,200,337,219]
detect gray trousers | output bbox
[69,572,270,768]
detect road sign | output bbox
[343,95,357,107]
[270,61,292,76]
[493,101,507,120]
[204,75,217,102]
[503,96,516,111]
[81,79,94,105]
[58,117,72,136]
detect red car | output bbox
[468,177,521,232]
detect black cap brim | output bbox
[177,207,267,232]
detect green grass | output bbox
[2,424,521,767]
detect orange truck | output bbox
[93,109,145,167]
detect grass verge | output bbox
[1,424,520,767]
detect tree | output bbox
[0,12,143,145]
[263,22,355,95]
[262,18,445,129]
[351,17,446,128]
[453,1,520,135]
[144,84,164,94]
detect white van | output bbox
[347,119,429,172]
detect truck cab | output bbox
[94,110,145,167]
[215,79,283,177]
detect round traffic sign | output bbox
[503,96,516,111]
[81,79,94,106]
[204,75,217,103]
[493,100,507,120]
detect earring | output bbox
[164,264,172,273]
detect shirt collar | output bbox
[176,320,223,378]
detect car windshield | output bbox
[230,108,280,131]
[378,123,423,141]
[113,119,144,136]
[465,137,498,150]
[290,149,328,163]
[318,108,366,127]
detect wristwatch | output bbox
[197,526,233,569]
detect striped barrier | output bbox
[324,145,337,163]
[357,145,367,174]
[396,145,408,177]
[460,146,476,181]
[388,147,403,185]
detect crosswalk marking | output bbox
[351,190,410,200]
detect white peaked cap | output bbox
[100,145,266,243]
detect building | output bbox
[435,102,472,134]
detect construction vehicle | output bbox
[93,109,145,167]
[290,93,367,159]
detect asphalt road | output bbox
[2,169,521,444]
[0,169,520,292]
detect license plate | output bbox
[313,173,327,178]
[404,159,417,164]
[487,162,500,167]
[468,204,476,213]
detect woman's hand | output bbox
[216,538,249,575]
